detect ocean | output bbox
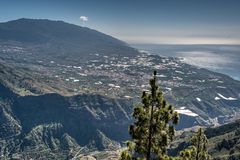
[132,44,240,81]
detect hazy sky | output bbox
[1,0,240,44]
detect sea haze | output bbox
[132,44,240,81]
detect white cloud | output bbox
[80,16,88,22]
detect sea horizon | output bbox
[132,44,240,81]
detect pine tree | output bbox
[121,71,179,160]
[179,128,211,160]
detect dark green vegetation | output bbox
[179,128,211,160]
[0,19,240,159]
[121,72,211,160]
[170,120,240,160]
[207,120,240,159]
[121,71,179,160]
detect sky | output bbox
[0,0,240,44]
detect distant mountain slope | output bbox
[0,18,138,61]
[0,18,124,45]
[0,19,240,128]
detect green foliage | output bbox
[179,128,211,160]
[120,150,132,160]
[121,71,179,160]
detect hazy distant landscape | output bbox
[132,44,240,81]
[0,19,239,159]
[1,0,240,159]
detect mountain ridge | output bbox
[0,18,125,45]
[0,18,240,159]
[0,74,131,159]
